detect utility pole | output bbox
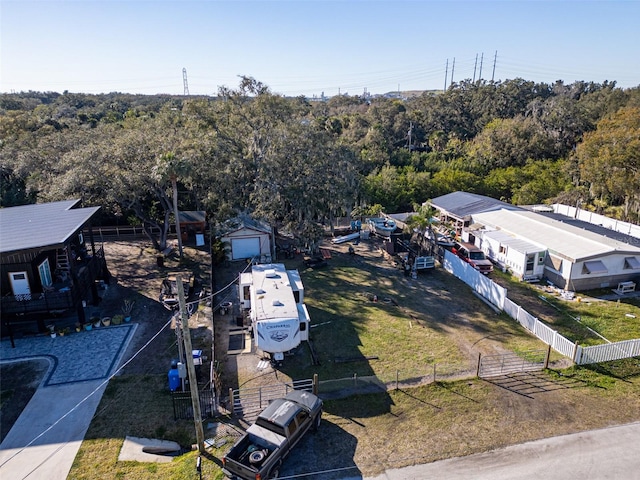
[492,51,497,82]
[172,174,184,258]
[473,53,478,82]
[479,53,484,81]
[444,58,449,92]
[177,276,205,453]
[450,57,455,86]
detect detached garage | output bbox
[219,216,273,262]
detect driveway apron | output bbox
[0,324,137,480]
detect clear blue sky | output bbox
[1,0,639,97]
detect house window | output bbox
[38,258,53,287]
[538,252,546,264]
[583,260,608,275]
[499,245,507,255]
[624,257,640,270]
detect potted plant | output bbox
[84,323,93,331]
[112,314,124,325]
[47,324,56,338]
[122,299,135,322]
[101,316,111,327]
[57,327,69,337]
[75,322,82,333]
[92,317,101,328]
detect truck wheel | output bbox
[312,412,322,431]
[270,460,282,478]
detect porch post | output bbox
[77,301,86,324]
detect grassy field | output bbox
[66,243,640,479]
[492,270,640,345]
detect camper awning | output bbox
[583,260,608,275]
[625,257,640,270]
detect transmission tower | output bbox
[182,68,190,96]
[491,51,498,82]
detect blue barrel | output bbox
[168,368,181,392]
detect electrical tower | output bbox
[183,68,190,96]
[444,58,448,92]
[491,51,498,82]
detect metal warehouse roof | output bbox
[473,209,640,262]
[428,191,521,221]
[0,200,100,254]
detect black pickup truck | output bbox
[222,390,323,480]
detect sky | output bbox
[1,0,639,97]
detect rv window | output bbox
[293,291,300,303]
[300,322,306,331]
[243,286,250,301]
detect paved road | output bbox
[349,421,640,480]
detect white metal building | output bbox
[473,209,640,290]
[481,229,546,281]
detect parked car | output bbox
[222,390,323,480]
[452,242,493,275]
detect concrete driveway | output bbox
[0,324,137,480]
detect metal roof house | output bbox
[0,200,109,331]
[426,191,521,232]
[473,209,640,291]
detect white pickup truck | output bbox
[222,390,323,480]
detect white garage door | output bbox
[231,237,261,260]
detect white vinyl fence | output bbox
[446,253,640,366]
[442,250,506,309]
[552,204,640,240]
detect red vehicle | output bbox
[452,242,493,275]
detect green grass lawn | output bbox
[67,249,640,479]
[492,270,640,345]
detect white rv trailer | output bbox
[238,263,310,364]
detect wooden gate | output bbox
[477,349,549,378]
[229,377,316,419]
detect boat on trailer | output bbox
[368,218,397,237]
[160,272,195,310]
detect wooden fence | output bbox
[90,225,161,241]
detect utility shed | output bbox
[473,209,640,291]
[218,216,273,262]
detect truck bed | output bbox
[223,429,283,479]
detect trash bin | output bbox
[168,367,181,392]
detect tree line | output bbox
[1,77,639,250]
